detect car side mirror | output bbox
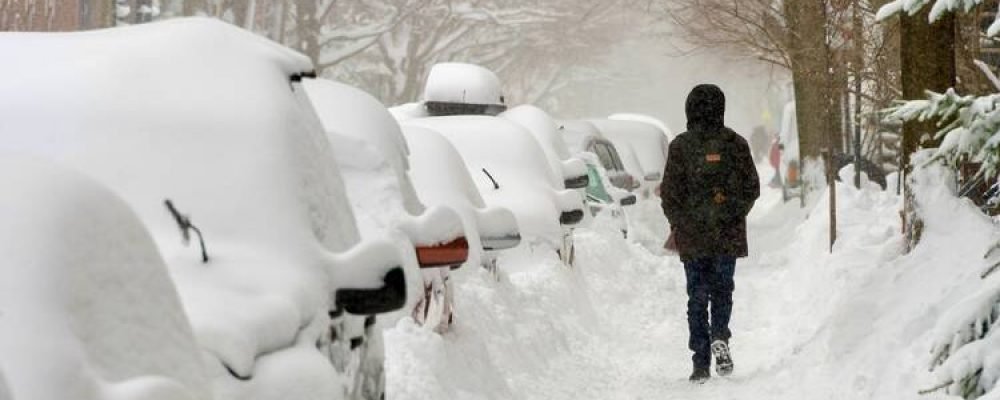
[643,172,662,182]
[620,194,637,206]
[564,174,590,189]
[335,267,406,315]
[560,209,585,225]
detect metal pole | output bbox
[823,148,837,252]
[853,0,863,189]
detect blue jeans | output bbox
[684,256,736,369]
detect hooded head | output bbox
[685,84,726,133]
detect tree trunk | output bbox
[183,0,206,16]
[900,9,955,170]
[85,0,115,29]
[785,0,832,165]
[899,7,956,251]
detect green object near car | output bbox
[586,164,612,204]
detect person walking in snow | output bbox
[660,84,760,383]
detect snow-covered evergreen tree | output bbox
[879,2,1000,399]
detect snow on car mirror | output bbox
[163,199,209,263]
[335,267,406,315]
[561,158,590,189]
[559,210,585,226]
[328,239,408,315]
[564,174,590,190]
[475,206,522,251]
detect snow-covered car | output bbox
[778,101,804,202]
[609,113,675,141]
[589,118,671,199]
[301,77,469,332]
[0,18,404,400]
[403,62,585,265]
[0,157,209,400]
[401,124,522,279]
[559,119,640,192]
[501,105,590,190]
[403,115,585,265]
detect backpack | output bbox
[685,132,740,236]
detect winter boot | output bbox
[689,367,710,384]
[711,340,733,376]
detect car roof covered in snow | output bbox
[0,17,396,383]
[423,62,505,106]
[403,116,570,245]
[400,124,486,210]
[588,118,669,177]
[608,113,674,140]
[0,157,208,400]
[406,116,561,189]
[302,77,425,216]
[0,17,360,254]
[501,105,573,168]
[558,119,606,155]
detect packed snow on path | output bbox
[383,162,994,400]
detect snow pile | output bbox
[0,157,207,400]
[382,154,1000,400]
[906,155,1000,399]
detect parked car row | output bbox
[0,18,670,400]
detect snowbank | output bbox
[384,150,1000,400]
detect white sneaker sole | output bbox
[711,340,734,376]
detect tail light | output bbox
[416,237,469,269]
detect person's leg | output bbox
[709,256,737,343]
[684,258,712,371]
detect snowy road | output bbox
[385,172,917,400]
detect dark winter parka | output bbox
[660,84,760,262]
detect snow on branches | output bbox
[923,268,1000,399]
[885,89,1000,179]
[877,0,1000,35]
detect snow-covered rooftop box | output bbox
[0,157,208,400]
[0,17,405,400]
[423,62,507,115]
